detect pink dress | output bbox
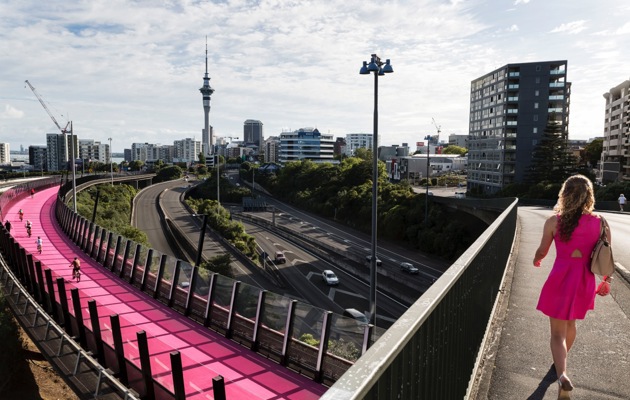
[536,214,600,320]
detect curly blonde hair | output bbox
[553,174,595,241]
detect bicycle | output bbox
[72,268,81,282]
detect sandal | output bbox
[557,373,573,399]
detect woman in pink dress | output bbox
[533,175,609,399]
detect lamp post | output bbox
[108,137,113,186]
[360,53,393,331]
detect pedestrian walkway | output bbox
[474,207,630,400]
[5,186,326,400]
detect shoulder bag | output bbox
[590,216,614,276]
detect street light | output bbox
[360,53,393,331]
[108,137,113,186]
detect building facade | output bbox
[601,79,630,182]
[173,138,201,164]
[0,143,9,165]
[29,145,47,171]
[78,139,109,164]
[46,133,78,172]
[448,134,468,148]
[278,128,336,164]
[244,120,264,146]
[264,136,280,163]
[344,133,373,156]
[467,60,571,194]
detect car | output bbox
[400,262,419,274]
[343,308,369,325]
[322,270,339,286]
[365,255,383,267]
[275,251,286,264]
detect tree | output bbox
[526,114,577,184]
[443,145,467,155]
[198,152,206,165]
[153,165,183,183]
[583,138,603,167]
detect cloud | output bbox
[550,20,587,34]
[0,104,24,119]
[514,0,530,4]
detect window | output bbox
[533,128,538,133]
[533,115,538,121]
[534,103,539,109]
[535,90,539,96]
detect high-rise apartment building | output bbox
[0,143,9,165]
[279,128,335,164]
[601,79,630,182]
[344,133,373,156]
[467,60,571,195]
[264,136,280,163]
[174,138,201,164]
[29,145,47,171]
[244,120,263,146]
[46,133,78,171]
[78,139,109,164]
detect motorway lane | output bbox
[132,179,186,257]
[236,215,408,328]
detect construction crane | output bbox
[431,117,441,150]
[25,79,77,212]
[25,80,72,162]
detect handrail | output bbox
[0,254,139,400]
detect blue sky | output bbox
[0,0,628,153]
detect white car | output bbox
[322,270,339,286]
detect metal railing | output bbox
[321,198,518,399]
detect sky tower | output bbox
[200,39,215,155]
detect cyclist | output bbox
[25,220,32,237]
[70,257,81,282]
[18,209,24,222]
[30,188,35,198]
[35,236,43,254]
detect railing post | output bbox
[56,278,72,335]
[315,311,333,383]
[119,240,132,278]
[111,236,123,272]
[203,273,217,327]
[45,269,58,321]
[213,375,226,400]
[168,260,182,307]
[140,249,154,291]
[226,281,241,339]
[34,260,46,306]
[110,314,128,385]
[137,331,155,400]
[70,288,87,348]
[130,244,142,284]
[251,290,267,351]
[153,254,167,299]
[88,300,106,366]
[170,351,186,400]
[184,266,199,316]
[281,300,297,366]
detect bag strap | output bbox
[599,216,610,243]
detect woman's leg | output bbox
[549,317,569,377]
[566,320,577,354]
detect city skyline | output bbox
[0,0,628,153]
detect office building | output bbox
[278,128,336,164]
[448,134,468,148]
[78,139,109,164]
[244,120,264,147]
[601,79,630,182]
[467,60,571,195]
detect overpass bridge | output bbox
[1,176,628,399]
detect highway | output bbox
[132,174,424,329]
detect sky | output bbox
[1,0,629,154]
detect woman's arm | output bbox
[533,215,556,267]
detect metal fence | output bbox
[321,198,518,399]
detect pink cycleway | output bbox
[5,186,325,400]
